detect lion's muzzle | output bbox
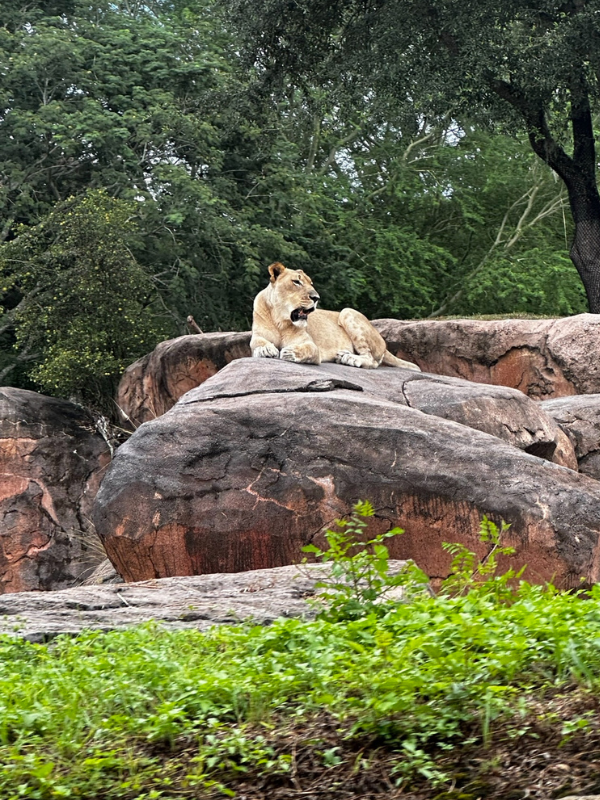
[291,304,317,323]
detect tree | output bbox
[0,0,590,411]
[0,0,264,333]
[0,190,167,410]
[226,0,600,311]
[0,0,230,236]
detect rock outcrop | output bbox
[543,395,600,480]
[0,388,111,594]
[116,331,251,426]
[95,359,599,589]
[0,563,368,642]
[181,359,576,468]
[373,313,600,399]
[116,315,600,428]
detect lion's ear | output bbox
[268,262,287,283]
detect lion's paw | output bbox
[336,350,362,368]
[253,343,280,359]
[280,347,299,362]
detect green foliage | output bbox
[227,0,600,308]
[302,500,428,621]
[0,0,591,404]
[3,580,600,795]
[441,516,525,599]
[228,0,600,134]
[458,250,587,317]
[0,190,167,410]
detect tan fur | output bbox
[250,263,421,371]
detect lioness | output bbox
[250,262,421,370]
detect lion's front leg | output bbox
[251,335,280,359]
[280,341,321,365]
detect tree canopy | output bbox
[0,0,590,410]
[227,0,600,310]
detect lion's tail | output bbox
[381,350,421,371]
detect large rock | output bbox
[0,562,415,641]
[373,313,600,399]
[0,563,371,642]
[542,395,600,480]
[116,315,600,427]
[186,359,576,467]
[0,388,111,594]
[94,359,600,589]
[116,331,251,426]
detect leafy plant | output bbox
[0,190,167,412]
[441,515,525,598]
[302,500,428,620]
[4,562,600,796]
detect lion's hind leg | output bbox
[336,308,387,369]
[337,350,381,369]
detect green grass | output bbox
[3,583,600,798]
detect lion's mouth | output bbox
[291,305,316,323]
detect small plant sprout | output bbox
[302,500,428,620]
[441,515,525,597]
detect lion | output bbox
[250,262,421,370]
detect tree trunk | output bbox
[570,218,600,313]
[492,72,600,312]
[564,180,600,313]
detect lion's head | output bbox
[267,262,320,327]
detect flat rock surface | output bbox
[95,359,600,589]
[0,563,383,641]
[186,359,575,467]
[0,388,110,594]
[373,313,600,399]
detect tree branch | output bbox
[428,179,565,318]
[318,125,362,174]
[306,114,321,172]
[570,68,596,177]
[186,315,203,334]
[490,78,579,186]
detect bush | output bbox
[0,190,168,413]
[302,500,428,620]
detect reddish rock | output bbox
[94,359,599,589]
[373,313,600,399]
[116,314,600,428]
[0,388,111,594]
[116,331,251,426]
[542,395,600,480]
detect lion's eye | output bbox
[293,280,302,286]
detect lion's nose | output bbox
[310,291,320,301]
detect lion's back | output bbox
[307,309,352,360]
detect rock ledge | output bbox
[0,563,409,641]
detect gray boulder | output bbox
[95,359,600,589]
[543,395,600,480]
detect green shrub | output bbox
[2,510,600,797]
[0,190,168,413]
[302,499,429,620]
[441,515,525,599]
